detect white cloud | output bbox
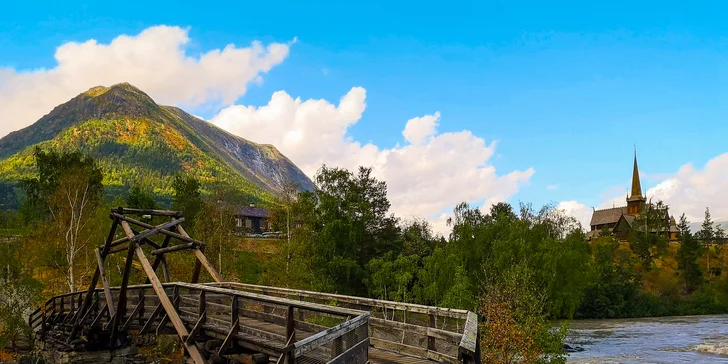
[556,200,593,229]
[0,25,292,138]
[211,88,534,236]
[546,184,559,191]
[559,153,728,230]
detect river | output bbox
[565,314,728,363]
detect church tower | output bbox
[626,151,647,215]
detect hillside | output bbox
[0,83,313,203]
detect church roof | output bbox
[590,206,628,227]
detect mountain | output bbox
[0,83,314,204]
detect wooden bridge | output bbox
[28,208,480,364]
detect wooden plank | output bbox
[458,311,478,362]
[133,241,206,364]
[327,337,369,364]
[208,282,470,319]
[180,283,364,318]
[294,313,370,358]
[370,338,459,364]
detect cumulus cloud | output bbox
[0,25,292,138]
[211,88,534,236]
[559,153,728,229]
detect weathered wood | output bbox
[151,242,197,255]
[91,304,108,328]
[147,234,172,284]
[210,282,470,320]
[328,337,369,364]
[115,207,184,217]
[110,218,185,246]
[177,224,223,283]
[111,212,204,246]
[95,248,115,317]
[293,312,370,358]
[457,311,479,363]
[185,311,206,344]
[218,318,239,355]
[133,240,206,364]
[121,297,145,331]
[140,302,164,334]
[110,221,139,346]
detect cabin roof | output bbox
[236,206,270,218]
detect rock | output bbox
[564,344,585,353]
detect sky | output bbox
[2,1,728,235]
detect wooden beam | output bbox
[110,221,139,346]
[111,213,204,246]
[115,207,183,217]
[96,248,115,317]
[134,243,206,364]
[140,303,163,334]
[177,224,223,283]
[146,234,172,284]
[151,242,197,255]
[68,219,118,341]
[110,218,186,247]
[91,304,108,328]
[185,312,206,344]
[121,297,145,331]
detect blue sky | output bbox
[2,1,728,228]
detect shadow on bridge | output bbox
[28,208,479,364]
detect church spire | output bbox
[630,149,643,199]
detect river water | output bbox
[565,314,728,363]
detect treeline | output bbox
[2,149,728,363]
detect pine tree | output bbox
[676,214,703,293]
[699,208,715,279]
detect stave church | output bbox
[587,152,679,241]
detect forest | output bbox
[1,149,728,363]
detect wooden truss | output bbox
[66,207,222,363]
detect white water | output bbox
[565,314,728,363]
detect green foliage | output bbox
[676,214,704,294]
[172,174,202,225]
[126,184,157,209]
[20,147,103,222]
[627,201,670,270]
[0,239,42,350]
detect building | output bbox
[587,152,679,241]
[235,204,271,234]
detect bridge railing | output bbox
[30,282,371,363]
[209,282,480,364]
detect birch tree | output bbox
[22,148,103,292]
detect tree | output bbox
[172,175,202,225]
[21,148,103,292]
[698,208,716,279]
[480,264,566,364]
[194,200,236,276]
[627,201,670,270]
[309,166,401,295]
[127,184,157,209]
[676,214,704,294]
[0,239,42,352]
